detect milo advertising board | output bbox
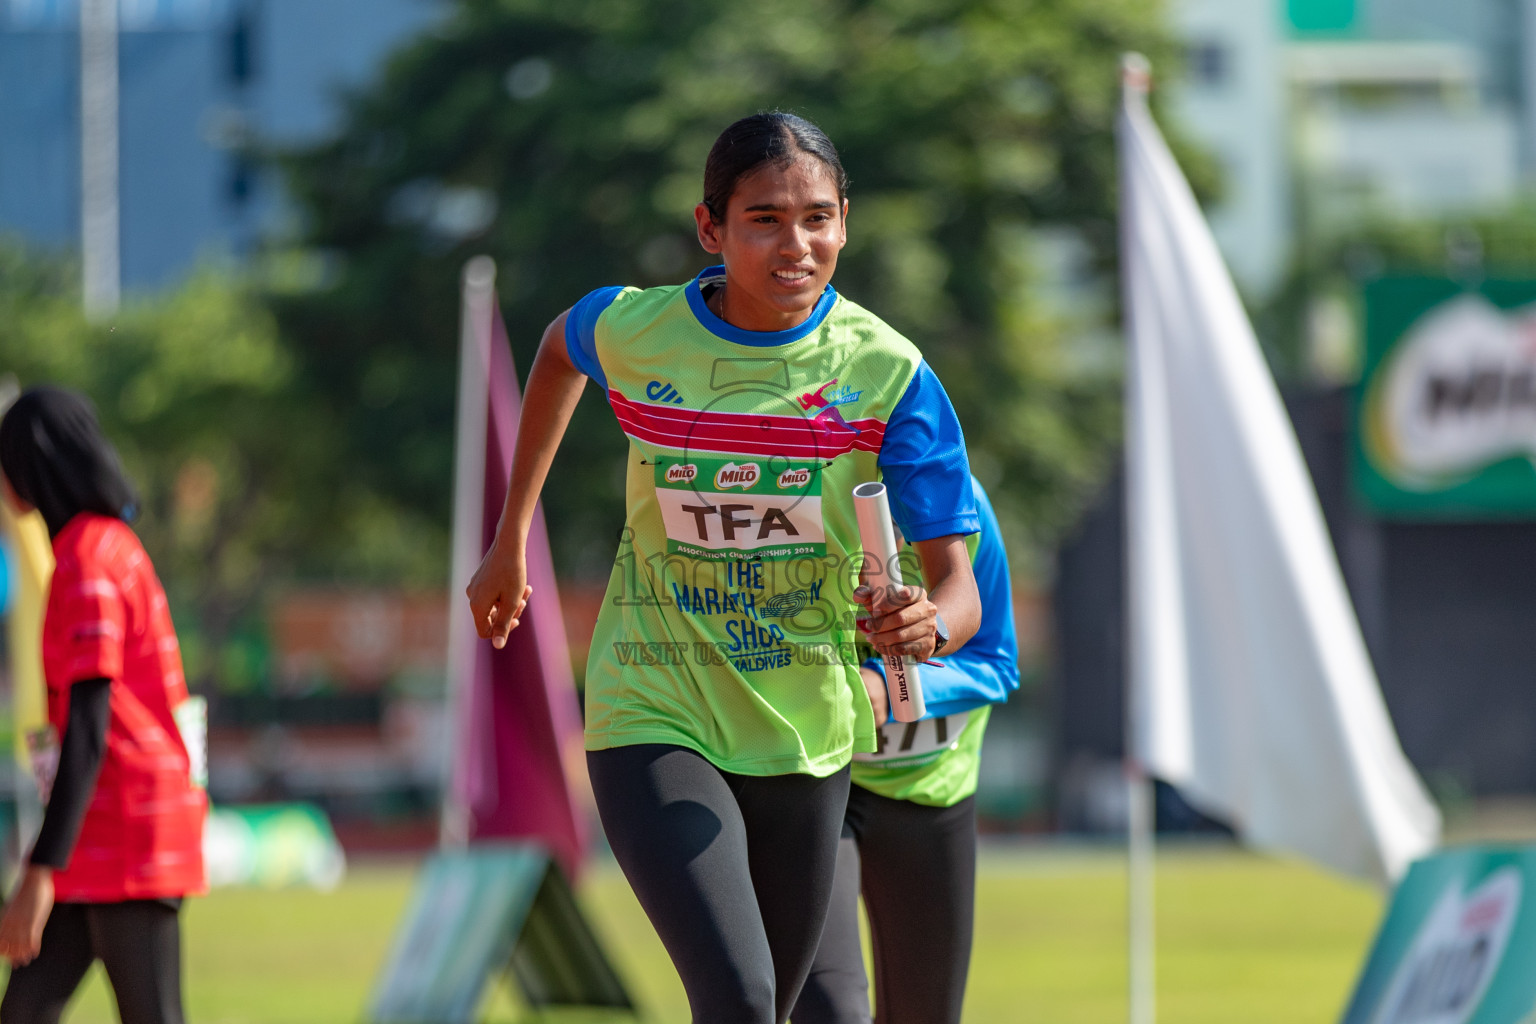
[1342,846,1536,1023]
[1356,277,1536,517]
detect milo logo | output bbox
[1373,867,1521,1024]
[777,468,811,489]
[665,463,698,484]
[715,462,760,490]
[1363,295,1536,488]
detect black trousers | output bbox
[1,900,184,1024]
[587,744,851,1024]
[792,786,978,1024]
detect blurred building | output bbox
[0,0,445,291]
[4,0,1534,304]
[1162,0,1536,304]
[1289,41,1519,235]
[1165,0,1292,299]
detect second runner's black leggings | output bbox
[587,744,852,1024]
[792,787,978,1024]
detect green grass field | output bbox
[43,843,1382,1023]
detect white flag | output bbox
[1120,84,1441,885]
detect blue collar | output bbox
[685,265,838,346]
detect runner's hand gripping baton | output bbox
[852,481,926,723]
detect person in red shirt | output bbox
[0,388,205,1024]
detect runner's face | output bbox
[694,154,848,332]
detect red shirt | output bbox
[42,514,206,902]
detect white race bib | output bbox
[854,711,968,765]
[174,696,208,789]
[654,457,826,561]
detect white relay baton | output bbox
[852,482,926,723]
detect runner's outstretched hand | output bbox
[854,582,940,663]
[466,539,533,649]
[0,866,53,966]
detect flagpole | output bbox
[1126,763,1155,1024]
[1119,51,1156,1024]
[441,255,497,847]
[80,0,119,318]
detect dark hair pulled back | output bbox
[0,387,139,538]
[702,112,849,220]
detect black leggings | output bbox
[792,786,978,1024]
[1,900,183,1024]
[587,744,851,1024]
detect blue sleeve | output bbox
[862,477,1020,720]
[878,361,979,541]
[563,286,623,389]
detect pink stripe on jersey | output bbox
[609,390,886,460]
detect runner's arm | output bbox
[860,534,980,663]
[918,533,981,653]
[29,677,112,868]
[466,309,584,648]
[0,677,111,964]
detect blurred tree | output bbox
[276,0,1184,573]
[0,245,446,689]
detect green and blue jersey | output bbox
[565,266,977,776]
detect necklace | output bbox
[714,283,728,325]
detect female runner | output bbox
[467,112,981,1024]
[0,388,206,1024]
[792,475,1019,1024]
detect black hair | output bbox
[702,112,849,221]
[0,387,139,538]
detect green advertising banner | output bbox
[203,803,346,890]
[1342,845,1536,1023]
[1356,277,1536,519]
[369,844,633,1024]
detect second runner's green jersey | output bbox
[852,477,1019,805]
